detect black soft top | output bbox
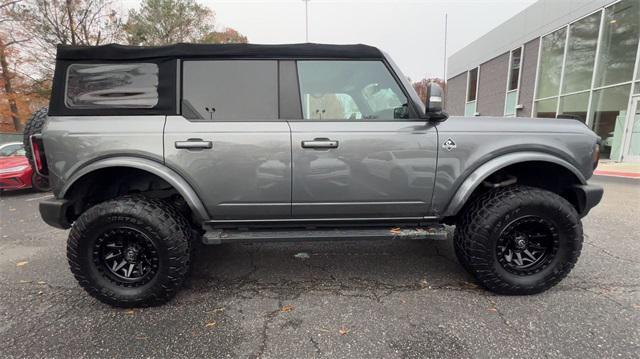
[56,43,384,61]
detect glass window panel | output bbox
[634,82,640,94]
[558,92,589,122]
[590,84,632,159]
[183,60,278,120]
[467,68,478,102]
[508,48,522,91]
[297,61,409,120]
[626,100,640,158]
[536,28,567,99]
[504,90,518,115]
[562,12,601,93]
[66,63,159,109]
[594,0,640,87]
[464,101,476,116]
[534,98,558,118]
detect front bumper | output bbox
[39,198,72,229]
[572,183,604,217]
[0,170,32,190]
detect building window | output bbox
[508,48,521,91]
[505,48,522,116]
[65,63,159,109]
[465,67,478,116]
[558,92,589,121]
[562,12,600,94]
[466,67,478,102]
[536,27,567,100]
[590,84,632,159]
[534,98,558,118]
[594,0,640,88]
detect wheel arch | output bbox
[442,151,586,218]
[61,157,209,223]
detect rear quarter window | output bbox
[65,63,159,109]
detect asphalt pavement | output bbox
[0,178,638,358]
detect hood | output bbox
[0,155,29,168]
[442,116,596,136]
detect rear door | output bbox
[287,60,438,219]
[164,60,291,220]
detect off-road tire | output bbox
[22,107,48,171]
[454,185,583,295]
[67,195,193,307]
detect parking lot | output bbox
[0,177,638,358]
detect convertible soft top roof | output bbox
[56,43,384,61]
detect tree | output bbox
[125,0,214,46]
[125,0,248,45]
[201,28,247,44]
[1,0,29,130]
[6,0,124,75]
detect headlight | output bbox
[0,165,28,174]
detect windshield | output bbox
[0,144,25,157]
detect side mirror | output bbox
[425,83,448,122]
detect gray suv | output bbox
[30,43,603,307]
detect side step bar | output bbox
[202,225,449,244]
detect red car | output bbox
[0,142,50,192]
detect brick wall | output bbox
[476,52,509,116]
[517,38,540,117]
[445,72,467,116]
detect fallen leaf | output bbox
[205,321,217,328]
[487,308,497,312]
[16,261,28,267]
[280,304,294,313]
[389,227,402,235]
[37,291,43,295]
[209,307,225,314]
[338,327,350,336]
[124,309,135,315]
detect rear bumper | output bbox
[572,183,604,217]
[39,198,71,229]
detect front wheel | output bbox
[67,196,193,307]
[454,185,583,295]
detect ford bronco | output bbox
[28,43,603,307]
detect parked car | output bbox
[0,142,50,192]
[31,43,603,307]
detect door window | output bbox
[296,61,409,120]
[182,60,278,120]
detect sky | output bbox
[118,0,537,81]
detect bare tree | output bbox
[0,0,29,130]
[6,0,124,75]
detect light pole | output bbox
[303,0,310,42]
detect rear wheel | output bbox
[454,185,583,295]
[67,196,193,307]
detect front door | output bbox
[289,60,438,219]
[622,97,640,162]
[164,60,291,220]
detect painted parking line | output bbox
[25,194,54,202]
